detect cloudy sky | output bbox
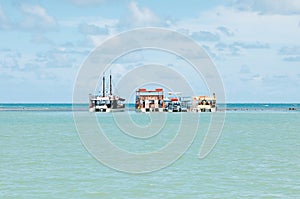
[1,0,300,103]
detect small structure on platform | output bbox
[135,88,216,113]
[181,97,193,112]
[135,88,164,112]
[164,92,184,112]
[192,93,217,112]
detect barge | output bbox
[192,93,217,112]
[135,88,216,112]
[89,73,125,112]
[135,88,164,112]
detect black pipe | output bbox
[102,75,105,97]
[110,72,112,95]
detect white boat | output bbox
[89,73,125,112]
[165,97,181,112]
[164,92,189,112]
[135,88,164,112]
[135,88,217,113]
[192,93,217,112]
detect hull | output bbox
[110,108,125,112]
[139,108,164,112]
[192,106,216,112]
[89,107,125,113]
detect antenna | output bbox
[109,70,112,95]
[102,73,105,97]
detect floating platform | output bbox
[135,88,216,113]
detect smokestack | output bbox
[109,71,112,95]
[102,74,105,97]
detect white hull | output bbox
[110,108,125,112]
[140,108,164,112]
[192,107,216,112]
[89,107,125,112]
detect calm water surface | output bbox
[0,109,299,198]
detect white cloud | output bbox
[30,34,53,45]
[239,65,250,74]
[282,56,300,62]
[174,6,300,57]
[78,23,109,35]
[191,31,220,42]
[68,0,106,5]
[217,26,234,37]
[234,0,300,15]
[231,41,269,49]
[252,74,263,81]
[34,47,88,68]
[77,2,163,46]
[0,49,21,70]
[129,1,160,25]
[2,1,300,102]
[168,5,300,102]
[279,46,300,55]
[86,34,111,47]
[118,1,161,28]
[0,5,10,29]
[20,4,57,30]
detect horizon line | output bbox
[1,102,300,104]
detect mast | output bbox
[109,71,112,95]
[102,74,105,97]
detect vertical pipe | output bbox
[109,71,112,95]
[102,74,105,97]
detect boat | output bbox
[163,92,182,112]
[135,88,217,113]
[166,98,181,112]
[89,73,125,112]
[192,93,217,112]
[164,92,193,112]
[135,88,164,112]
[180,97,192,112]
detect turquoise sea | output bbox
[1,104,299,198]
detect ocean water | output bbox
[0,103,299,112]
[0,105,299,198]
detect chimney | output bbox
[102,74,105,97]
[110,71,112,95]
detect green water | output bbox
[0,111,299,198]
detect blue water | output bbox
[0,105,299,198]
[220,103,300,112]
[0,103,87,111]
[0,103,299,112]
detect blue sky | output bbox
[1,0,300,103]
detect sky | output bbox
[0,0,300,103]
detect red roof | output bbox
[137,88,164,92]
